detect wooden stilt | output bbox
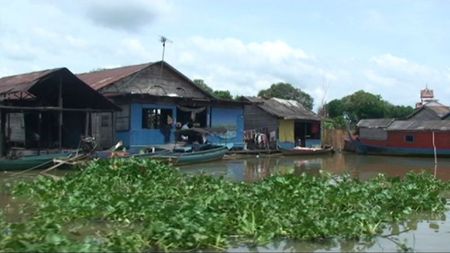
[0,109,6,157]
[58,77,63,151]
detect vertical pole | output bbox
[58,76,63,151]
[37,112,42,155]
[85,112,90,137]
[111,111,114,148]
[432,131,437,177]
[0,109,6,157]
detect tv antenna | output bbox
[159,35,172,62]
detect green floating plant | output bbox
[1,158,449,252]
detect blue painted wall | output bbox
[208,106,245,148]
[117,103,244,149]
[128,103,177,148]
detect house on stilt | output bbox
[77,61,246,149]
[0,68,119,157]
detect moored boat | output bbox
[148,144,228,165]
[281,147,334,156]
[0,152,72,171]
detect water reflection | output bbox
[181,153,450,182]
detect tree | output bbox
[213,90,233,100]
[193,79,235,100]
[325,90,414,125]
[193,79,213,94]
[258,82,314,110]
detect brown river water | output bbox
[2,152,450,252]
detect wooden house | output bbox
[356,119,450,156]
[0,68,119,156]
[77,61,245,149]
[243,97,322,149]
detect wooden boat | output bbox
[281,147,334,156]
[353,140,450,157]
[0,152,71,171]
[148,144,228,165]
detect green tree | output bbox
[213,90,233,100]
[326,90,414,125]
[193,79,213,94]
[258,82,314,110]
[193,79,235,100]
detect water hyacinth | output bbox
[1,158,449,252]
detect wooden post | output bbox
[85,112,90,137]
[37,112,42,155]
[58,77,63,151]
[0,109,6,157]
[111,111,114,147]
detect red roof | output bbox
[0,68,60,94]
[77,63,151,90]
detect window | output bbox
[405,135,414,143]
[142,108,173,129]
[116,105,130,131]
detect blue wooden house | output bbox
[78,61,245,149]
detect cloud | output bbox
[83,0,171,32]
[168,37,336,109]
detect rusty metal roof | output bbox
[0,68,61,94]
[245,96,320,121]
[387,120,450,131]
[357,118,395,128]
[77,63,151,91]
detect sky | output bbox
[1,0,450,111]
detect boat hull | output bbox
[354,141,450,157]
[152,145,228,165]
[0,153,70,171]
[281,148,334,156]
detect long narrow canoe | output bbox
[281,147,334,156]
[148,145,228,165]
[0,153,71,171]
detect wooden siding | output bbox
[243,104,278,132]
[99,64,208,99]
[91,112,114,149]
[7,113,25,143]
[361,131,450,149]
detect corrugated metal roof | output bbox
[0,68,61,94]
[387,120,450,131]
[245,96,320,121]
[425,101,450,118]
[357,118,395,128]
[77,63,151,91]
[408,101,450,119]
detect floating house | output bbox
[354,88,450,156]
[0,68,119,156]
[78,61,245,149]
[242,97,322,149]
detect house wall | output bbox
[387,131,450,148]
[100,64,208,99]
[361,130,450,149]
[91,112,114,149]
[208,106,244,148]
[243,104,278,132]
[127,103,177,147]
[7,113,25,143]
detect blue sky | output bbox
[1,0,450,110]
